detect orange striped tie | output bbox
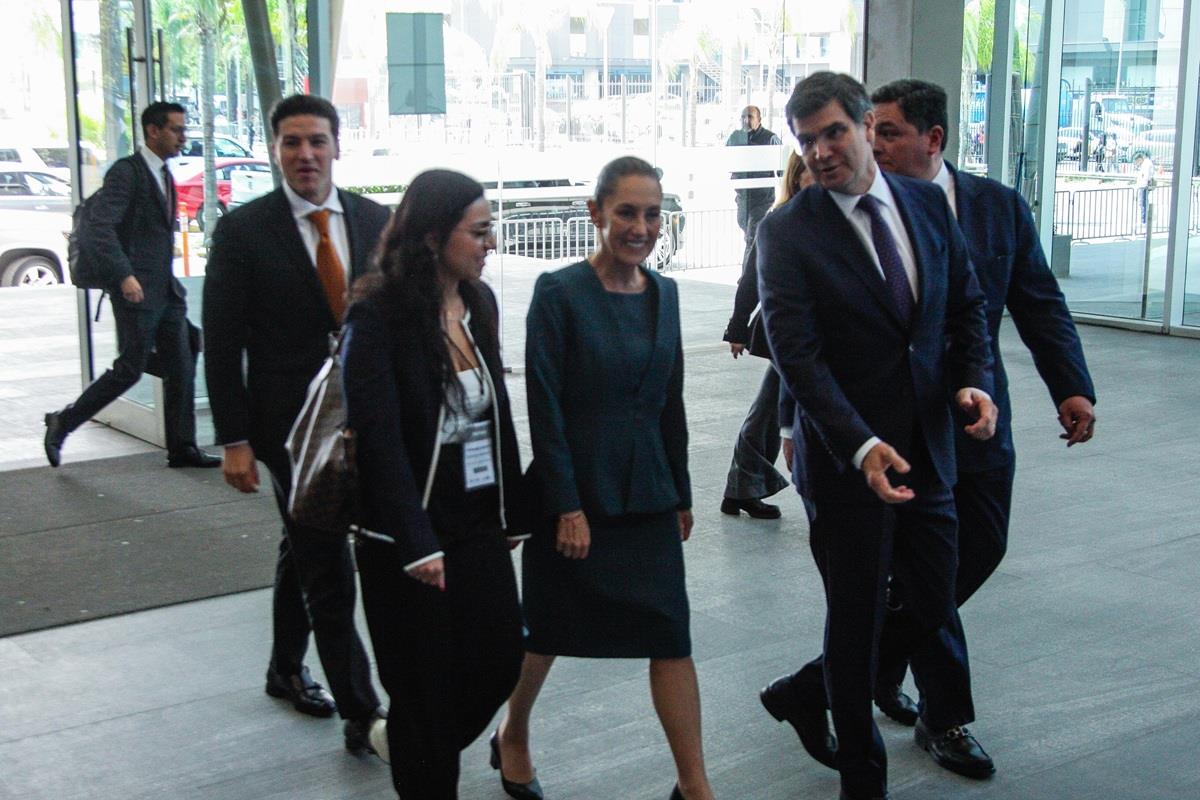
[307,209,347,320]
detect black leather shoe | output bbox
[760,677,837,769]
[839,790,890,800]
[344,707,386,754]
[720,497,782,519]
[874,683,919,726]
[167,445,221,468]
[489,729,545,800]
[914,719,995,779]
[44,411,67,468]
[670,785,683,800]
[264,666,337,717]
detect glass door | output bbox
[65,0,167,444]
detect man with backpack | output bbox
[43,101,219,469]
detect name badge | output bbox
[462,420,497,491]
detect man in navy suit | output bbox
[868,78,1096,778]
[755,72,997,800]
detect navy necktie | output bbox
[857,193,914,326]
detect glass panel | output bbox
[1184,79,1200,327]
[961,0,994,174]
[69,0,138,400]
[334,0,864,366]
[1051,0,1182,321]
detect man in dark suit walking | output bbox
[868,78,1096,778]
[755,72,996,800]
[203,94,387,752]
[44,102,219,469]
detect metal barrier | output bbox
[1052,183,1186,240]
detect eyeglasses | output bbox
[796,122,851,155]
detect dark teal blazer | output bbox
[525,260,691,518]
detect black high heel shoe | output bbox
[489,729,545,800]
[670,785,684,800]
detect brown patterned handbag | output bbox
[285,330,359,536]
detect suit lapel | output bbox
[339,190,367,279]
[266,188,336,322]
[886,173,942,332]
[638,270,676,405]
[133,154,171,229]
[813,189,903,328]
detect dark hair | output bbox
[269,94,340,141]
[786,71,872,128]
[141,102,185,136]
[594,156,662,208]
[871,79,949,152]
[372,169,488,403]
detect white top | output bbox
[282,181,351,277]
[441,366,493,443]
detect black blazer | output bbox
[202,186,391,456]
[525,260,691,519]
[341,281,527,567]
[948,163,1095,471]
[79,153,183,305]
[758,173,993,509]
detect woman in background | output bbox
[719,150,813,507]
[341,169,526,799]
[490,156,715,800]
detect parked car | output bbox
[0,144,69,181]
[0,208,70,287]
[496,184,685,268]
[1057,127,1101,162]
[170,133,254,178]
[174,158,271,228]
[1133,128,1175,169]
[0,168,72,213]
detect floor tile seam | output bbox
[0,498,278,540]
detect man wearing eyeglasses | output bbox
[755,72,996,800]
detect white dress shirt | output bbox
[139,145,168,199]
[281,180,351,276]
[932,160,958,219]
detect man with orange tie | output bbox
[203,94,390,754]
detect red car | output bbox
[175,158,271,228]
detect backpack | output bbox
[67,157,141,290]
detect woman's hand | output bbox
[678,509,694,541]
[406,557,446,591]
[556,511,591,559]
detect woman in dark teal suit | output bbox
[489,157,716,800]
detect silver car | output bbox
[0,208,70,287]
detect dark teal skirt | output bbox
[521,509,691,658]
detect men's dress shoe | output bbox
[760,677,837,769]
[489,729,545,800]
[167,445,221,468]
[264,666,337,717]
[839,791,890,800]
[670,785,684,800]
[874,683,919,726]
[44,411,67,468]
[914,719,995,779]
[720,497,782,519]
[344,707,387,755]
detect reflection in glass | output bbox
[1051,0,1182,322]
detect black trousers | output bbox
[259,447,380,722]
[723,365,788,500]
[791,476,960,799]
[357,481,523,799]
[61,292,196,453]
[876,461,1015,728]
